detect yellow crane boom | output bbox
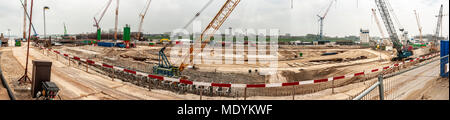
[414,10,423,43]
[372,9,386,41]
[138,0,152,41]
[179,0,241,72]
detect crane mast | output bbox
[375,0,412,60]
[179,0,241,72]
[23,0,27,39]
[414,10,423,43]
[372,9,386,43]
[317,0,335,41]
[137,0,152,41]
[434,4,443,44]
[94,0,113,30]
[375,0,401,51]
[114,0,120,41]
[64,23,68,36]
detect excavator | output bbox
[375,0,413,61]
[153,0,241,77]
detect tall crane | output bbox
[375,0,412,61]
[153,0,241,77]
[182,0,241,71]
[114,0,120,41]
[93,0,113,41]
[414,10,423,43]
[434,5,443,43]
[23,0,27,40]
[93,0,112,31]
[317,0,335,41]
[137,0,152,41]
[431,4,444,52]
[63,23,68,36]
[372,8,387,44]
[182,0,214,29]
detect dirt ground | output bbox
[52,45,396,85]
[1,46,184,100]
[6,43,436,100]
[421,78,449,100]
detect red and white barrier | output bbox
[39,46,440,88]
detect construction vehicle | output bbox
[375,0,413,61]
[153,0,241,77]
[62,23,76,40]
[15,40,21,46]
[179,0,241,73]
[153,47,181,77]
[316,0,336,41]
[431,4,444,53]
[35,81,60,100]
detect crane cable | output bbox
[183,0,215,29]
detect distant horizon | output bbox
[1,0,448,39]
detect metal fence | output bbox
[39,46,445,100]
[353,55,448,100]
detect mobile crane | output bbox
[153,0,241,77]
[431,4,444,53]
[375,0,413,61]
[137,0,152,41]
[93,0,113,41]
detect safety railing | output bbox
[353,55,448,100]
[38,45,444,100]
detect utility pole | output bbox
[114,0,119,42]
[317,0,335,41]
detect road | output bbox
[4,45,443,100]
[0,49,11,100]
[383,59,443,100]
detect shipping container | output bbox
[97,42,115,47]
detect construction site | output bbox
[0,0,449,100]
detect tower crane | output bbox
[137,0,152,41]
[153,0,241,77]
[93,0,113,41]
[317,0,336,41]
[375,0,412,61]
[414,10,423,43]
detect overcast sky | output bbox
[0,0,448,38]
